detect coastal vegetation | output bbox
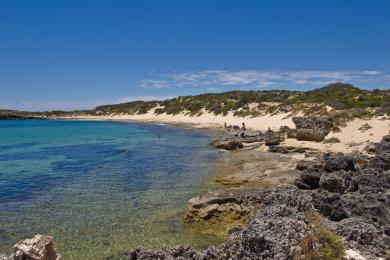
[1,83,389,122]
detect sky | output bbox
[1,0,390,111]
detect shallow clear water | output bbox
[0,120,220,259]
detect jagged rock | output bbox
[334,218,381,246]
[358,123,372,132]
[319,172,345,193]
[210,139,243,150]
[11,234,60,260]
[129,186,313,260]
[184,190,266,222]
[323,154,356,172]
[296,128,327,142]
[312,191,348,221]
[292,117,334,133]
[323,137,340,144]
[300,171,322,189]
[127,246,200,260]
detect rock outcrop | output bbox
[210,138,243,150]
[294,135,390,258]
[183,190,266,222]
[292,117,335,142]
[1,235,61,260]
[128,186,313,260]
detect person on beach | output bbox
[242,122,246,131]
[224,122,227,129]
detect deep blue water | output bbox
[0,120,220,259]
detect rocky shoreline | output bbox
[127,117,390,259]
[1,117,389,259]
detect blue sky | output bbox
[1,0,390,111]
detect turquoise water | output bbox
[0,120,220,259]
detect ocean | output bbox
[0,120,221,259]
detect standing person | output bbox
[224,122,227,129]
[242,122,246,131]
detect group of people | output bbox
[224,122,246,131]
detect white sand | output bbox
[61,110,389,154]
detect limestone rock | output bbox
[11,234,60,260]
[210,139,243,150]
[296,128,327,142]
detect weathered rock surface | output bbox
[210,138,243,150]
[128,134,390,260]
[323,137,340,144]
[292,117,336,142]
[292,117,334,132]
[184,189,266,222]
[2,235,61,260]
[128,186,312,260]
[319,172,345,193]
[294,135,390,257]
[296,128,327,142]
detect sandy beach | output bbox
[61,110,390,154]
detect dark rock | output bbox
[264,136,281,146]
[300,171,322,189]
[293,179,311,189]
[210,139,243,150]
[323,137,340,144]
[323,154,356,172]
[319,173,345,193]
[127,246,200,260]
[312,191,348,221]
[292,117,334,133]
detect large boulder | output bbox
[11,235,60,260]
[296,128,327,142]
[292,117,334,134]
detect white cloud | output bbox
[141,69,390,89]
